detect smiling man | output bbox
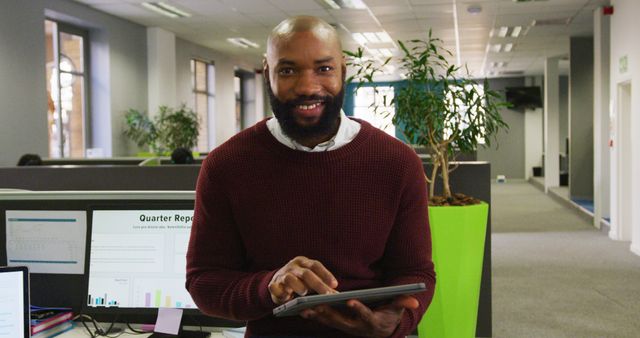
[186,16,435,337]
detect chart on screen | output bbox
[87,209,196,309]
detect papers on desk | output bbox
[222,327,246,338]
[5,210,87,274]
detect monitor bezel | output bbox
[82,202,243,327]
[0,265,30,338]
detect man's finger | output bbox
[282,273,308,296]
[304,260,339,289]
[303,305,357,331]
[347,299,374,322]
[391,295,419,310]
[294,267,337,295]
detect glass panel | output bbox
[195,93,208,152]
[61,74,85,157]
[60,32,84,73]
[195,61,206,91]
[44,20,60,158]
[354,87,395,137]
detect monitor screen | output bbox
[86,207,197,313]
[505,86,543,109]
[0,266,30,338]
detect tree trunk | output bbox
[441,152,452,198]
[429,162,439,199]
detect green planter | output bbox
[418,202,489,338]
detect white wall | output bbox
[147,27,176,117]
[610,0,640,255]
[0,0,148,165]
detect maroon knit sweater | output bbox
[186,118,435,337]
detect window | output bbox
[354,86,396,137]
[44,20,89,158]
[190,59,214,152]
[445,83,486,144]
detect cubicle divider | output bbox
[0,165,201,190]
[1,161,492,336]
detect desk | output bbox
[58,325,229,337]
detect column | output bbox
[147,27,176,116]
[544,57,561,191]
[593,8,611,229]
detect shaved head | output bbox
[264,16,346,147]
[266,16,342,59]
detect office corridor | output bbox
[491,181,640,338]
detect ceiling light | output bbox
[363,32,380,43]
[321,0,367,9]
[504,43,513,52]
[322,0,341,10]
[498,26,509,38]
[379,48,393,57]
[491,44,502,53]
[376,31,393,43]
[141,2,191,18]
[227,38,260,49]
[352,33,367,45]
[511,26,522,38]
[498,61,507,67]
[338,0,367,9]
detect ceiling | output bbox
[73,0,610,79]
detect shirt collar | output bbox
[266,110,361,152]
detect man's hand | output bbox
[300,295,419,338]
[268,256,338,305]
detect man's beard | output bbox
[266,80,345,142]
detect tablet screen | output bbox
[273,282,426,317]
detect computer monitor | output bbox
[84,203,241,327]
[0,266,30,338]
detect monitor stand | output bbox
[148,330,210,338]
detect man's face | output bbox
[265,31,346,140]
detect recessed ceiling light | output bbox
[504,43,514,52]
[322,0,341,10]
[511,26,522,38]
[321,0,367,9]
[227,38,260,49]
[141,2,191,18]
[491,44,502,53]
[363,32,380,43]
[352,33,367,45]
[376,32,393,43]
[498,26,509,37]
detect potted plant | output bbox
[346,30,509,338]
[124,104,200,156]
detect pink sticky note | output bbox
[154,307,183,335]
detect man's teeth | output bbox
[298,103,321,110]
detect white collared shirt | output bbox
[266,110,361,152]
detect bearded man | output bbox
[186,15,435,338]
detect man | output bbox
[186,16,435,337]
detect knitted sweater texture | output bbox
[186,118,435,337]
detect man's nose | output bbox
[294,70,321,97]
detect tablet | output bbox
[273,283,426,317]
[0,266,30,338]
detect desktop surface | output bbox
[58,325,227,337]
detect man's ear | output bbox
[263,58,269,82]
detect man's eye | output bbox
[279,68,295,75]
[319,66,333,72]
